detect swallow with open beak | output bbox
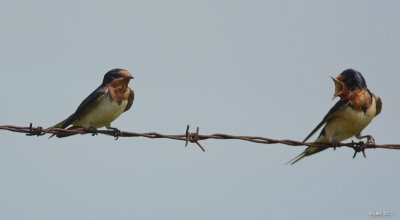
[49,68,134,138]
[288,69,382,164]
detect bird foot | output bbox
[362,135,375,145]
[357,134,375,145]
[107,127,121,140]
[86,127,99,136]
[332,140,340,151]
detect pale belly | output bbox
[73,97,128,128]
[320,98,377,142]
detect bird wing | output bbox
[53,86,109,129]
[303,99,349,142]
[124,88,134,112]
[374,95,382,116]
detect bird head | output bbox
[102,68,134,85]
[331,69,367,100]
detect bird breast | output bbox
[73,94,128,128]
[322,96,377,142]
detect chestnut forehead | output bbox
[117,69,131,77]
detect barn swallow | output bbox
[288,69,382,164]
[49,68,134,138]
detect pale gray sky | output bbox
[1,0,399,220]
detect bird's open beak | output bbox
[331,76,344,99]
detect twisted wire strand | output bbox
[1,124,400,154]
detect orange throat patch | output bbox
[348,89,372,111]
[107,78,131,103]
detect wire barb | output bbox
[352,141,368,159]
[26,123,45,136]
[185,125,205,152]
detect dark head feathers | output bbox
[102,68,125,85]
[340,69,368,89]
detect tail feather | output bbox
[287,133,332,165]
[287,146,328,165]
[48,120,67,139]
[58,126,83,138]
[286,152,306,165]
[49,125,82,138]
[48,115,75,138]
[48,132,57,139]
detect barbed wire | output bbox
[1,123,400,158]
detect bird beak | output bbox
[125,75,134,79]
[331,76,344,99]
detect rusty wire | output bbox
[1,123,400,157]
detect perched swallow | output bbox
[288,69,382,164]
[49,68,134,138]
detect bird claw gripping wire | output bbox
[26,123,45,136]
[86,127,99,136]
[108,127,121,140]
[363,135,376,146]
[185,125,205,152]
[112,128,122,140]
[331,140,340,151]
